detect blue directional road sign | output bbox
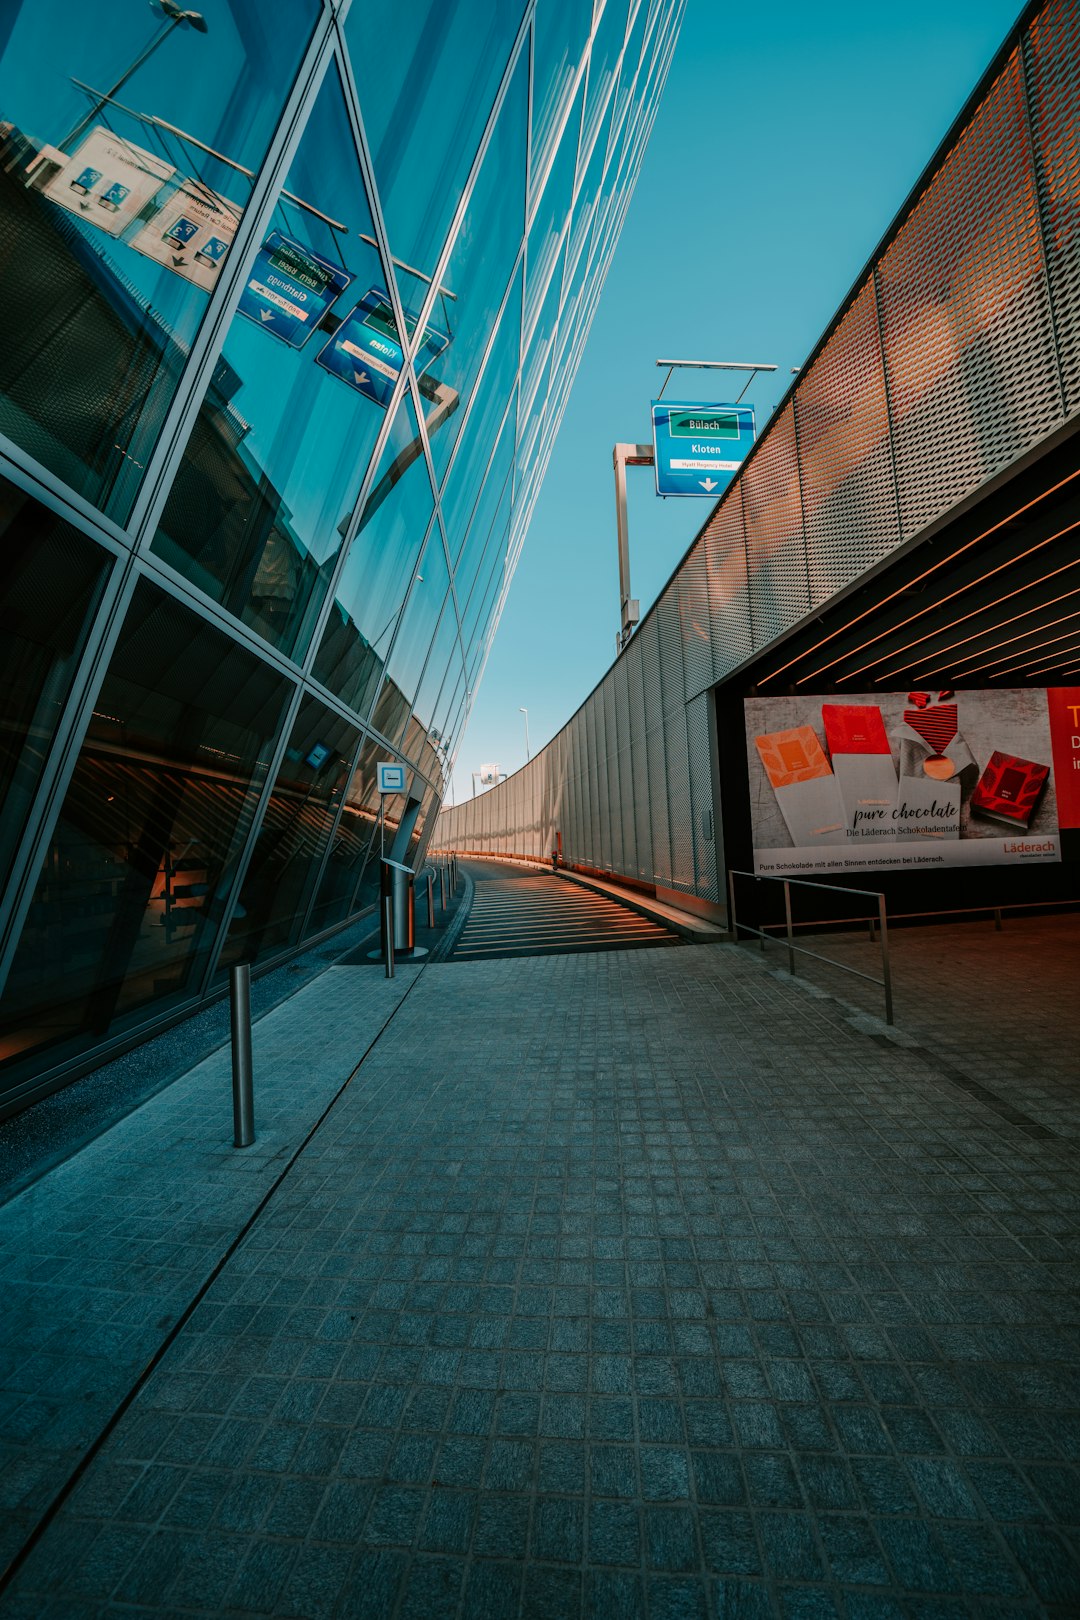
[651,400,756,497]
[237,232,353,349]
[316,287,450,408]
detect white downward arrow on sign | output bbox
[353,370,370,386]
[259,308,274,322]
[699,477,719,492]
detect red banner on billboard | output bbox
[1047,687,1080,830]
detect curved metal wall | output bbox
[436,0,1080,896]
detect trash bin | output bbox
[380,857,415,955]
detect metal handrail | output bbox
[727,869,893,1025]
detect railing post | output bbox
[440,865,448,911]
[994,906,1003,931]
[727,869,737,940]
[784,881,795,975]
[384,895,395,980]
[229,963,255,1148]
[878,895,893,1025]
[427,871,435,928]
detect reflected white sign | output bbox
[44,126,174,237]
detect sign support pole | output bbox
[613,442,653,653]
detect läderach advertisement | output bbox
[744,687,1080,876]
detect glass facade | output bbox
[0,0,683,1112]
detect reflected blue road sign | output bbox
[317,287,450,408]
[237,232,353,349]
[651,400,755,497]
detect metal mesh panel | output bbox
[625,637,651,880]
[702,488,753,678]
[639,615,671,885]
[656,584,685,715]
[585,699,601,865]
[664,705,694,892]
[602,677,621,874]
[612,653,635,878]
[1025,0,1080,411]
[878,47,1061,539]
[594,692,612,869]
[685,689,718,902]
[677,538,714,699]
[794,280,902,604]
[741,400,808,647]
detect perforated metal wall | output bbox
[437,0,1080,918]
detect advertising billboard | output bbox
[745,688,1080,876]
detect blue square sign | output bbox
[377,762,406,794]
[651,400,756,497]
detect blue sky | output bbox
[448,0,1023,804]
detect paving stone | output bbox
[2,899,1079,1615]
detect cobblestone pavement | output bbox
[760,914,1080,1137]
[2,893,1079,1615]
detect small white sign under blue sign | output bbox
[651,399,756,497]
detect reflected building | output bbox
[0,0,684,1112]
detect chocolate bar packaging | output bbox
[971,751,1050,830]
[754,726,846,848]
[820,704,897,840]
[893,698,978,842]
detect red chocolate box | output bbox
[970,751,1050,831]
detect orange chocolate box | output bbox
[754,727,846,847]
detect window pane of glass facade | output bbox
[0,579,290,1088]
[454,404,516,609]
[581,0,628,158]
[530,0,591,189]
[525,72,582,335]
[219,695,359,968]
[440,264,523,555]
[0,0,318,519]
[305,735,381,935]
[313,392,435,716]
[370,525,451,744]
[344,1,525,283]
[0,480,112,891]
[423,52,528,481]
[153,64,392,661]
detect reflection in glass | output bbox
[344,0,525,284]
[0,479,112,891]
[454,403,516,611]
[154,65,393,661]
[525,71,582,337]
[423,51,528,480]
[306,736,381,935]
[220,696,359,967]
[439,265,523,557]
[313,392,436,715]
[408,603,463,748]
[0,580,289,1078]
[530,0,592,192]
[581,0,628,158]
[0,0,317,518]
[370,525,451,744]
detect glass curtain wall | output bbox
[0,0,684,1110]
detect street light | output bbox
[519,707,530,762]
[62,0,209,151]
